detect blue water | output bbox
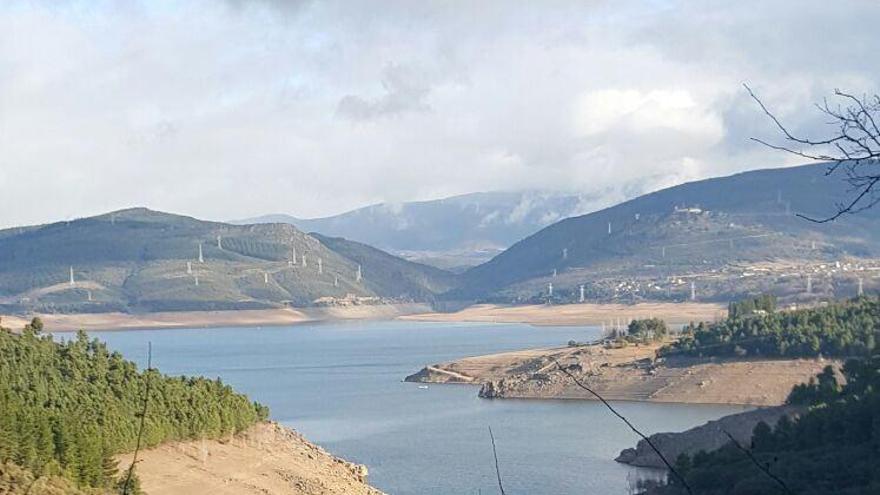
[85,320,747,494]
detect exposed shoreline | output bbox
[116,421,385,495]
[405,341,835,407]
[401,302,727,326]
[0,301,727,332]
[1,303,431,332]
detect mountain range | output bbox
[3,162,880,314]
[458,162,880,303]
[233,190,627,271]
[0,208,455,313]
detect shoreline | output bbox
[405,341,834,407]
[0,301,728,332]
[1,303,431,332]
[401,302,727,326]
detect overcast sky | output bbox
[1,0,878,228]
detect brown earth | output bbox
[406,342,836,406]
[116,422,384,495]
[615,405,804,468]
[0,303,431,332]
[401,302,727,326]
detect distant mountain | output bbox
[0,208,456,313]
[458,163,880,302]
[233,190,626,270]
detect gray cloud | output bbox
[0,0,878,228]
[336,63,431,121]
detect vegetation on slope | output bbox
[0,318,268,492]
[652,357,880,495]
[0,208,457,313]
[665,296,880,358]
[457,163,880,301]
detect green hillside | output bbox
[0,208,456,313]
[0,318,268,492]
[458,163,880,303]
[311,234,459,302]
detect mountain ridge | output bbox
[0,208,455,313]
[456,163,880,302]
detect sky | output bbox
[1,0,879,228]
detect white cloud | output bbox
[573,89,723,142]
[0,0,878,228]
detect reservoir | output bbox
[89,320,746,494]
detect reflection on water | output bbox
[88,320,748,494]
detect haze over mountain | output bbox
[457,163,880,303]
[0,208,456,314]
[234,189,644,270]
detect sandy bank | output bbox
[116,422,384,495]
[401,302,726,326]
[406,342,835,406]
[1,303,431,332]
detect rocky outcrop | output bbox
[615,406,803,468]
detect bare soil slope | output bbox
[116,422,384,495]
[406,342,835,406]
[402,302,726,326]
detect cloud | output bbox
[1,0,879,228]
[336,63,432,121]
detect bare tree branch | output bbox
[488,426,506,495]
[122,342,152,495]
[745,83,880,222]
[551,358,693,495]
[722,430,794,495]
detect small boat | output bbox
[418,385,429,389]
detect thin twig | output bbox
[488,426,506,495]
[722,430,794,495]
[551,358,693,495]
[122,342,152,495]
[744,83,880,222]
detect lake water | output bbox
[87,320,748,494]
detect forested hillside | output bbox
[666,296,880,358]
[651,357,880,495]
[0,318,268,492]
[0,208,456,313]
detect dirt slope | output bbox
[116,422,384,495]
[407,342,835,406]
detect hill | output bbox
[234,190,624,270]
[0,208,456,314]
[459,163,880,303]
[0,320,268,491]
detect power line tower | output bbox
[318,258,323,274]
[216,235,223,250]
[547,282,553,298]
[356,264,362,282]
[579,284,585,303]
[69,266,75,286]
[806,274,812,294]
[187,261,192,275]
[690,281,696,301]
[858,277,864,297]
[198,243,204,263]
[264,272,269,285]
